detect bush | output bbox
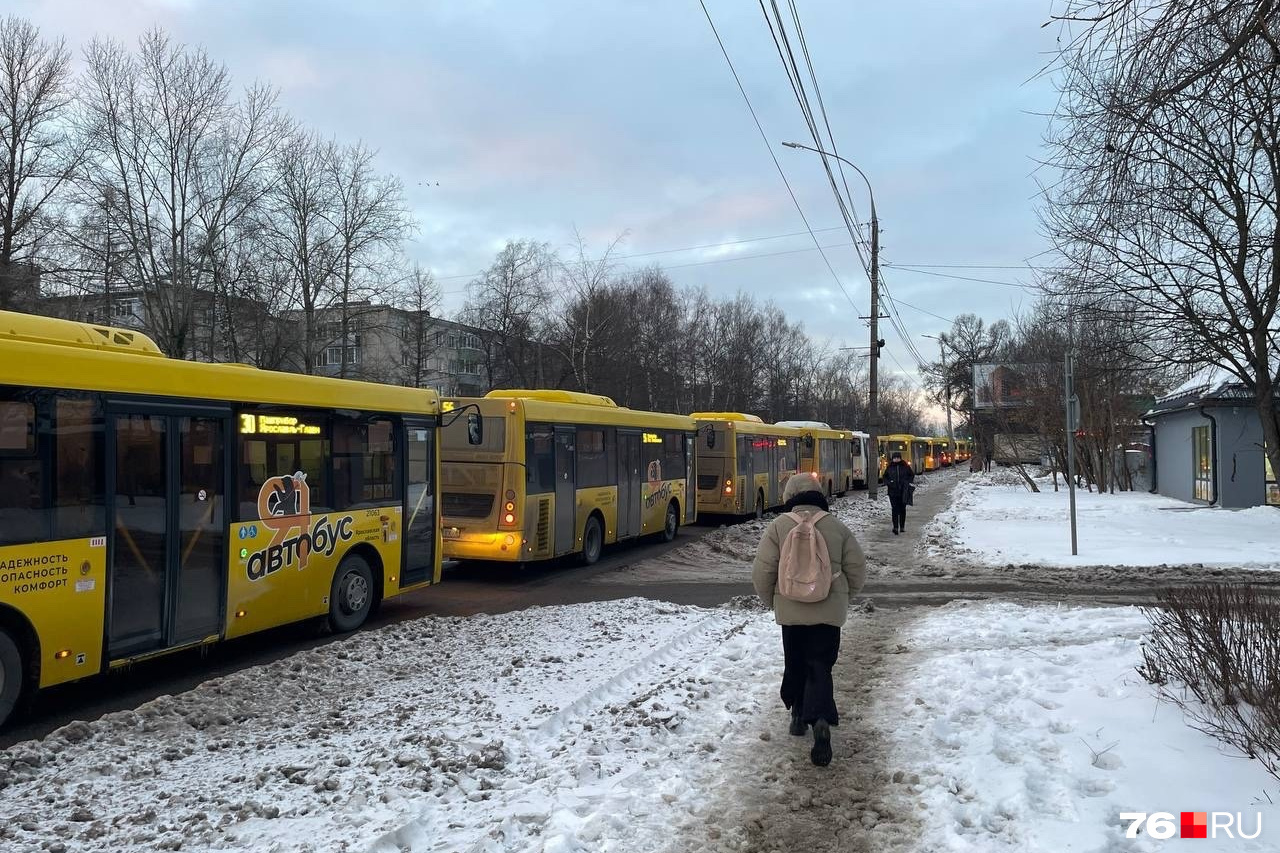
[1137,584,1280,780]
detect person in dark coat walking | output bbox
[752,472,866,767]
[884,451,915,534]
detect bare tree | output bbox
[1049,0,1277,112]
[397,263,440,388]
[262,131,338,371]
[462,239,555,388]
[551,232,625,393]
[0,16,78,309]
[76,30,287,357]
[320,140,413,378]
[1046,0,1280,482]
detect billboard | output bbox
[973,363,1035,409]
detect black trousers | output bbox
[780,624,841,726]
[889,495,907,530]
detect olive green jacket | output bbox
[751,506,867,626]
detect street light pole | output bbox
[782,140,881,500]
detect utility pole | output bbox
[867,208,881,501]
[1064,337,1079,556]
[780,140,882,499]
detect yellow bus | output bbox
[776,421,855,497]
[0,311,441,727]
[930,437,954,468]
[909,436,931,471]
[955,439,971,463]
[692,413,802,518]
[882,433,916,473]
[440,390,695,564]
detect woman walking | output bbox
[884,451,915,534]
[752,472,866,766]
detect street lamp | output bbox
[922,333,954,442]
[782,140,882,499]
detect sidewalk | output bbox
[861,468,966,581]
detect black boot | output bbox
[811,719,832,766]
[789,708,806,737]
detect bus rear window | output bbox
[443,416,505,452]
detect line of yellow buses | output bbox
[876,434,971,478]
[0,310,972,727]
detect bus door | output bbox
[553,427,576,553]
[106,405,229,658]
[616,431,641,539]
[737,434,753,513]
[401,418,436,586]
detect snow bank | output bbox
[0,600,780,853]
[926,472,1280,571]
[884,601,1280,851]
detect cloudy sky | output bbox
[17,0,1059,385]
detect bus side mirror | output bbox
[705,428,715,449]
[466,413,484,445]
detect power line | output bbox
[881,264,1037,290]
[435,236,867,297]
[429,225,851,284]
[696,0,860,313]
[889,296,954,325]
[886,262,1049,270]
[759,2,935,375]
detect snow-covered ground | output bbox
[0,599,786,853]
[4,594,1278,852]
[922,470,1280,582]
[888,601,1278,851]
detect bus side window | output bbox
[662,431,685,481]
[0,394,45,547]
[525,424,554,493]
[53,396,104,540]
[334,415,398,509]
[237,408,332,520]
[576,427,610,488]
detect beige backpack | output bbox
[776,510,833,602]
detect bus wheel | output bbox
[581,516,604,565]
[0,628,23,728]
[754,490,765,520]
[662,501,680,542]
[328,554,374,633]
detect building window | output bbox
[316,344,361,368]
[1192,425,1212,502]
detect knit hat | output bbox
[782,471,822,502]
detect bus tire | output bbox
[328,554,374,633]
[581,515,604,565]
[661,500,680,543]
[754,490,765,520]
[0,628,23,729]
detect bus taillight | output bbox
[723,479,733,495]
[500,499,518,528]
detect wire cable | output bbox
[697,0,861,313]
